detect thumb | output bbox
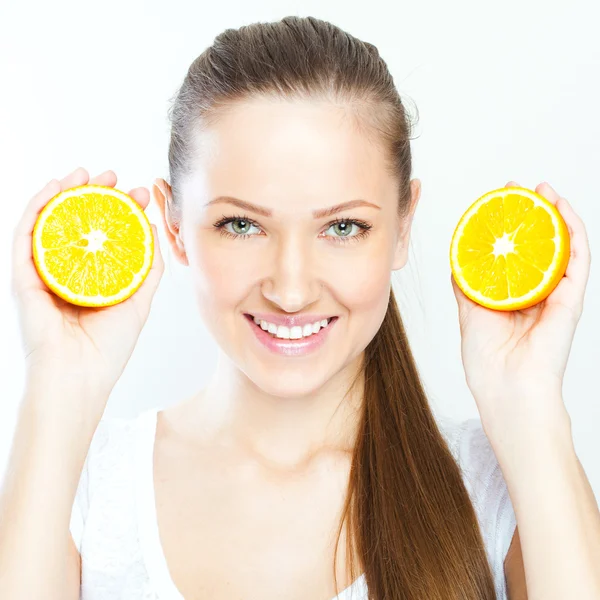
[130,224,165,310]
[450,273,476,329]
[148,224,165,283]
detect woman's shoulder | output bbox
[85,408,153,467]
[437,414,517,599]
[438,415,489,459]
[437,415,507,499]
[437,414,511,513]
[69,408,157,553]
[75,407,157,507]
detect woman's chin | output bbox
[247,368,332,400]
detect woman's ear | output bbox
[392,178,421,271]
[152,178,189,266]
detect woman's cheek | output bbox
[184,245,249,349]
[191,234,241,281]
[190,232,393,315]
[325,244,393,309]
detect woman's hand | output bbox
[451,181,591,427]
[12,167,165,404]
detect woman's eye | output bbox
[214,215,371,243]
[226,219,260,236]
[324,221,360,238]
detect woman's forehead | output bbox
[185,97,395,210]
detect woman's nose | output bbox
[260,233,321,311]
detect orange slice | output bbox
[32,184,154,307]
[450,187,570,311]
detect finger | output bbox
[14,179,61,239]
[126,224,165,314]
[127,186,151,211]
[78,170,149,210]
[450,273,477,325]
[148,224,165,280]
[11,179,62,296]
[451,273,468,307]
[59,166,89,191]
[505,181,521,188]
[535,181,561,206]
[89,169,118,187]
[555,196,591,292]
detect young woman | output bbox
[1,15,598,600]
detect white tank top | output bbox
[69,407,517,599]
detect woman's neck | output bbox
[179,352,365,469]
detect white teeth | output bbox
[289,326,303,339]
[276,326,290,339]
[250,315,333,339]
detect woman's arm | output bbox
[451,181,597,598]
[0,378,106,600]
[488,403,600,600]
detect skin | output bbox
[5,91,534,597]
[149,97,424,598]
[12,97,597,599]
[154,97,421,464]
[4,89,551,597]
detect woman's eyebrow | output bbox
[206,196,381,218]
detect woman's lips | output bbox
[244,314,338,357]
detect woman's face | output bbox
[158,97,420,398]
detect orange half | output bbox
[450,187,570,311]
[32,184,154,307]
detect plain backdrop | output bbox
[0,0,598,496]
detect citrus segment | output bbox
[32,184,154,307]
[450,187,570,311]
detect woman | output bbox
[1,15,598,600]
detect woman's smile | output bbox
[244,313,339,356]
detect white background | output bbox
[1,0,598,496]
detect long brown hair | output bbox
[166,16,496,599]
